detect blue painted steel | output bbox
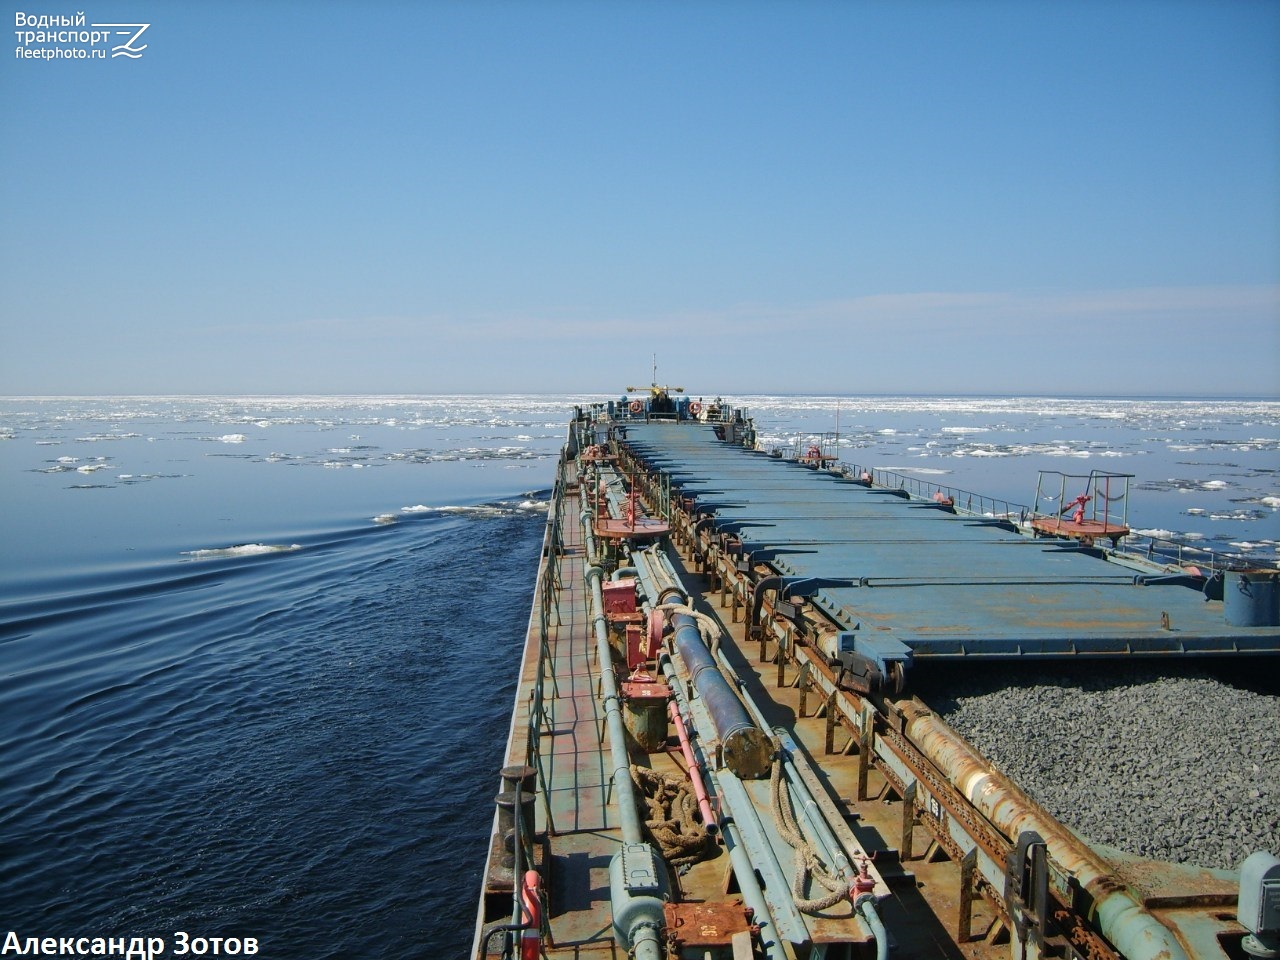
[1225,571,1280,627]
[625,425,1280,662]
[835,632,913,675]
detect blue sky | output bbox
[2,0,1278,396]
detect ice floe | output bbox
[182,543,302,560]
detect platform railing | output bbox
[1110,530,1262,577]
[810,448,1264,575]
[840,460,1030,522]
[520,441,572,840]
[1031,469,1133,533]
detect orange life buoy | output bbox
[629,400,642,414]
[520,870,541,960]
[689,401,702,415]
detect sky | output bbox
[2,0,1278,397]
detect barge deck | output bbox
[472,392,1280,960]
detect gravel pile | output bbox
[913,662,1280,871]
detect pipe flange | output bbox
[1243,934,1280,960]
[628,919,664,957]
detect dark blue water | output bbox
[0,508,543,958]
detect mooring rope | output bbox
[630,765,714,869]
[769,739,847,913]
[655,601,722,657]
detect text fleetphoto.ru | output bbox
[14,11,149,60]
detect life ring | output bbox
[520,870,541,960]
[689,401,702,415]
[806,445,822,459]
[629,400,643,414]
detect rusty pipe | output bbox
[631,542,770,779]
[581,522,667,960]
[662,656,791,958]
[898,702,1190,960]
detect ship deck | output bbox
[475,408,1276,960]
[478,454,1008,959]
[624,423,1279,660]
[484,455,621,954]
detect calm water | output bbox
[1,394,1276,957]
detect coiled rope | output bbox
[630,765,714,869]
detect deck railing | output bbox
[842,460,1030,522]
[775,438,1029,522]
[521,441,569,839]
[1110,530,1262,578]
[778,442,1267,577]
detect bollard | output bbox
[495,790,536,866]
[501,764,537,796]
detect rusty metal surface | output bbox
[662,901,754,949]
[1030,514,1130,542]
[1094,845,1240,907]
[494,469,628,955]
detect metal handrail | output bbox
[1031,470,1133,532]
[520,438,573,840]
[1110,530,1264,576]
[812,451,1264,575]
[841,460,1030,522]
[773,439,1030,521]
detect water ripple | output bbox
[0,510,542,958]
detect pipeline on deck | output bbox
[472,391,1280,960]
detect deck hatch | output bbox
[625,423,1280,663]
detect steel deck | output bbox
[624,423,1280,661]
[491,457,622,954]
[474,400,1278,960]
